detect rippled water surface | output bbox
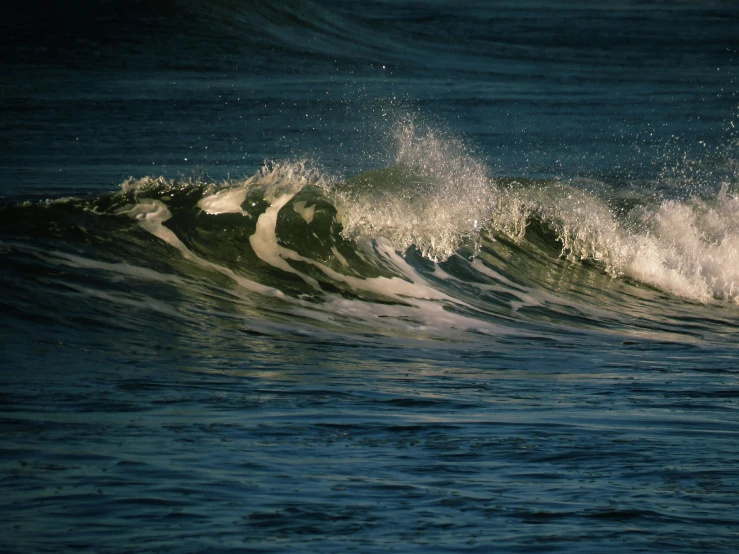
[2,1,739,552]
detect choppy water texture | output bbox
[2,1,739,552]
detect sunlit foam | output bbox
[117,127,739,310]
[327,117,498,262]
[509,181,739,304]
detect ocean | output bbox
[1,0,738,551]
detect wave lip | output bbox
[329,120,498,262]
[508,180,739,305]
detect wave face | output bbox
[3,120,738,351]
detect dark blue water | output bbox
[2,1,739,552]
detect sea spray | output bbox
[501,179,739,304]
[328,118,498,261]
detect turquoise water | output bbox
[1,1,739,552]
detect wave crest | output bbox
[508,181,739,304]
[329,119,497,261]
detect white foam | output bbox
[328,118,498,262]
[250,192,321,289]
[330,246,349,267]
[242,181,526,338]
[113,154,739,344]
[292,200,316,223]
[52,280,195,322]
[120,199,286,298]
[198,187,250,216]
[39,251,183,284]
[625,195,739,303]
[509,182,739,304]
